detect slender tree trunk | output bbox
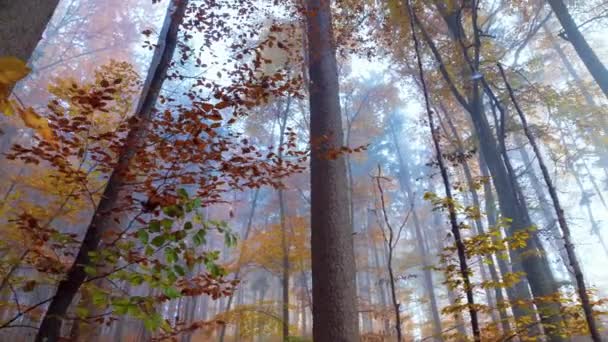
[406,2,479,338]
[0,0,60,62]
[34,2,188,341]
[556,127,608,257]
[299,273,309,336]
[304,0,359,340]
[370,220,390,335]
[545,23,608,175]
[437,107,508,332]
[499,64,602,342]
[277,98,291,341]
[547,0,608,98]
[412,6,564,338]
[516,135,575,282]
[388,119,443,339]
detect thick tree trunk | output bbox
[0,0,60,62]
[547,0,608,98]
[34,2,188,341]
[304,0,360,340]
[479,154,535,324]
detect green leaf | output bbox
[130,273,144,285]
[151,235,166,247]
[144,312,163,331]
[177,188,189,199]
[163,205,183,218]
[163,286,181,299]
[184,221,193,230]
[166,248,178,264]
[224,232,237,247]
[192,198,202,208]
[92,289,106,306]
[205,259,224,277]
[174,264,186,276]
[127,303,140,316]
[137,230,149,244]
[166,269,178,283]
[193,229,206,246]
[114,302,129,315]
[75,306,89,319]
[84,266,97,276]
[149,220,161,233]
[145,245,154,256]
[161,218,173,230]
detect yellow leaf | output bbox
[0,57,30,116]
[0,99,14,116]
[0,57,30,85]
[18,107,55,142]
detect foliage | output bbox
[235,216,310,275]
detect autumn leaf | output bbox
[215,101,230,109]
[0,57,30,85]
[0,90,15,116]
[0,56,30,116]
[18,107,56,142]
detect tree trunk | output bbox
[370,222,390,335]
[34,2,188,341]
[406,3,480,337]
[304,0,360,340]
[544,23,608,179]
[278,97,292,341]
[499,64,602,341]
[556,126,608,257]
[388,118,443,339]
[218,191,261,342]
[547,0,608,98]
[412,6,564,338]
[0,0,60,62]
[479,153,534,326]
[515,135,575,282]
[437,106,508,332]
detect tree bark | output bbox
[0,0,60,62]
[34,1,188,341]
[547,0,608,99]
[304,0,360,340]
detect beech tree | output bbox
[0,1,60,63]
[304,0,360,340]
[547,0,608,98]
